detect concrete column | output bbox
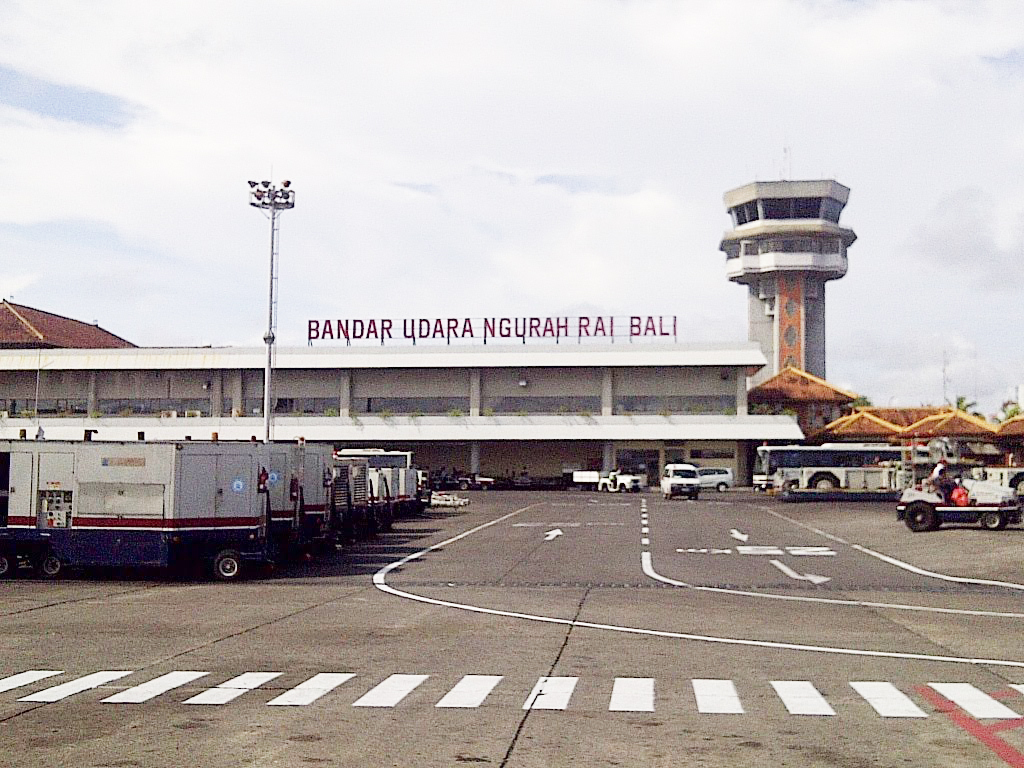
[736,370,748,415]
[87,371,98,416]
[470,442,481,474]
[211,371,224,417]
[339,370,351,417]
[602,441,615,472]
[602,369,613,416]
[469,369,481,416]
[229,371,243,416]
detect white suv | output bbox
[661,464,700,500]
[697,467,734,492]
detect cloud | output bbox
[1,0,1024,413]
[0,65,136,128]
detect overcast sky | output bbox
[2,0,1023,416]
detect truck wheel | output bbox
[212,550,243,581]
[905,503,937,532]
[39,555,63,578]
[0,554,12,579]
[980,511,1008,531]
[717,482,728,492]
[459,480,470,491]
[810,473,838,491]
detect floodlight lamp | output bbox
[254,190,264,200]
[247,180,258,188]
[261,180,271,189]
[281,180,291,188]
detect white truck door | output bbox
[216,454,254,521]
[6,452,33,526]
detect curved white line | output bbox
[851,544,1024,591]
[640,552,1024,619]
[374,503,1024,668]
[758,504,1024,591]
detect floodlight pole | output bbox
[248,180,295,443]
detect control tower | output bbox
[719,180,856,387]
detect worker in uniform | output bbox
[929,459,955,504]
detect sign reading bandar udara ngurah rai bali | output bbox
[306,315,678,345]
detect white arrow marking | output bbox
[770,560,831,585]
[729,529,749,542]
[544,529,563,541]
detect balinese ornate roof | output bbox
[0,301,134,349]
[748,366,858,404]
[997,414,1024,437]
[810,409,902,440]
[901,409,997,438]
[856,406,945,428]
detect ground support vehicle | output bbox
[334,449,426,517]
[457,473,495,491]
[266,441,335,560]
[661,464,700,500]
[572,470,642,492]
[330,457,378,541]
[896,480,1023,532]
[0,440,277,580]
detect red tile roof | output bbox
[810,410,902,440]
[901,409,997,438]
[748,366,858,404]
[0,301,134,349]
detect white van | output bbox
[661,464,700,500]
[697,467,734,491]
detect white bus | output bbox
[754,443,926,493]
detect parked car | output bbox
[697,467,734,491]
[661,463,700,500]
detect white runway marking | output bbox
[523,677,577,710]
[852,544,1024,591]
[373,503,1024,668]
[0,670,62,693]
[435,675,503,708]
[928,683,1021,719]
[692,679,744,713]
[266,673,355,706]
[19,671,133,702]
[609,677,655,711]
[183,672,282,705]
[102,671,209,703]
[771,680,835,715]
[849,682,928,718]
[351,674,429,707]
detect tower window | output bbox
[732,200,760,225]
[760,197,825,220]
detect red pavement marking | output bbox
[916,686,1024,767]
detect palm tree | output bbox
[953,395,983,418]
[998,400,1022,422]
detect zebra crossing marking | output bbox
[18,671,133,703]
[182,672,282,705]
[523,677,577,710]
[7,667,1024,721]
[770,680,836,716]
[351,674,429,707]
[928,683,1021,719]
[435,675,503,708]
[102,671,210,704]
[0,670,63,694]
[266,673,356,706]
[849,682,928,718]
[692,679,744,714]
[609,677,655,712]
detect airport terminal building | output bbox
[0,341,801,483]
